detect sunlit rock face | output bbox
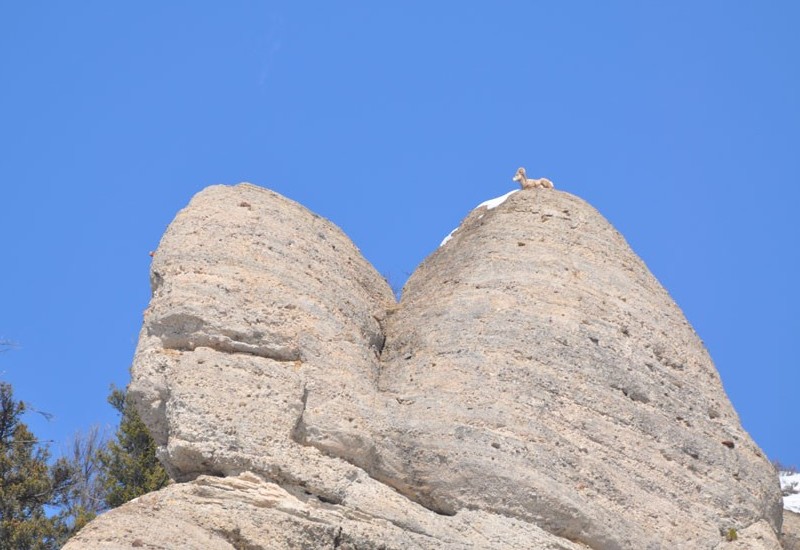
[65,183,783,550]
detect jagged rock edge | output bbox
[148,313,301,362]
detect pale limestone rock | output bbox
[66,183,783,549]
[783,510,800,550]
[64,472,585,550]
[370,189,783,549]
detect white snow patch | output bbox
[439,190,519,247]
[786,493,800,514]
[440,229,457,247]
[477,189,519,211]
[781,471,800,513]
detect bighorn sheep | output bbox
[513,167,554,190]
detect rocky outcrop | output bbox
[66,472,582,550]
[65,183,783,549]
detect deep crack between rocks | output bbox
[291,384,310,445]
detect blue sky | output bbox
[1,3,798,466]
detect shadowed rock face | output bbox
[65,183,783,550]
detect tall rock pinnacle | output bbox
[66,183,784,549]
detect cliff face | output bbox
[66,183,784,549]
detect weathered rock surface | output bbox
[782,510,800,550]
[65,472,583,550]
[65,183,783,549]
[371,190,782,549]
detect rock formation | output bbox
[65,183,785,549]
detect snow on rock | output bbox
[476,189,518,211]
[440,229,457,247]
[781,471,800,513]
[440,190,518,247]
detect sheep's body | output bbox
[513,167,554,190]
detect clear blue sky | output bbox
[1,3,798,466]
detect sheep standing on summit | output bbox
[513,167,554,190]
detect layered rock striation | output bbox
[66,183,784,549]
